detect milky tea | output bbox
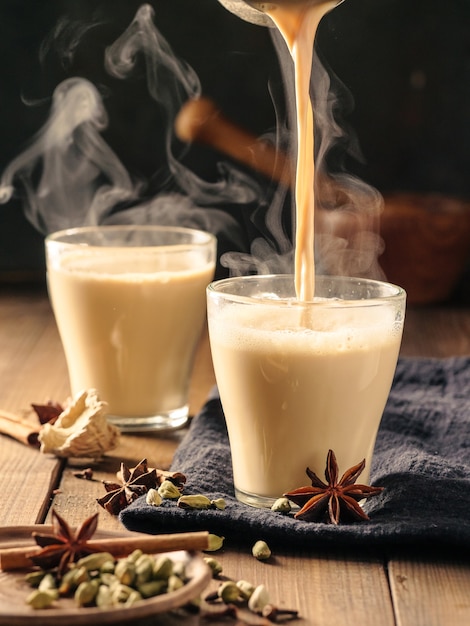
[46,226,216,432]
[207,275,405,506]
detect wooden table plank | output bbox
[214,550,396,626]
[0,436,63,525]
[389,558,470,626]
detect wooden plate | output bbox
[0,525,211,625]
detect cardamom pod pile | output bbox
[25,548,189,610]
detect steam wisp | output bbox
[0,3,384,281]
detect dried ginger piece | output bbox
[39,389,120,458]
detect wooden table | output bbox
[1,282,470,625]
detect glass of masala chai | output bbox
[207,274,405,508]
[46,225,216,432]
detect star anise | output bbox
[31,401,64,425]
[29,510,99,576]
[284,449,384,525]
[97,458,158,515]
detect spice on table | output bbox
[73,467,94,481]
[284,449,384,525]
[97,458,158,514]
[97,459,187,514]
[39,389,120,458]
[203,556,223,577]
[251,540,272,561]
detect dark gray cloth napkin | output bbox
[120,357,470,550]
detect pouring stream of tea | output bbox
[264,1,338,301]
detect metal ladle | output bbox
[217,1,343,27]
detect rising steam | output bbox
[0,4,250,249]
[0,77,135,233]
[0,3,384,280]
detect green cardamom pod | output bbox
[135,555,154,585]
[145,488,163,506]
[115,560,136,586]
[71,565,90,587]
[95,584,113,608]
[236,579,255,600]
[24,570,46,588]
[205,533,224,552]
[26,589,57,610]
[124,589,142,606]
[177,494,212,510]
[38,573,57,593]
[203,557,223,577]
[77,552,115,571]
[167,574,184,593]
[126,549,143,563]
[58,567,79,595]
[111,583,136,605]
[271,497,292,513]
[251,540,272,561]
[218,581,241,604]
[153,555,173,580]
[158,480,182,499]
[74,580,99,607]
[138,579,167,598]
[210,497,227,510]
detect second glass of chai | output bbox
[207,274,406,508]
[46,225,216,432]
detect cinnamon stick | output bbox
[0,530,209,571]
[0,410,40,447]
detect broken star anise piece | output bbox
[29,510,98,576]
[284,449,384,525]
[31,401,64,425]
[97,458,158,515]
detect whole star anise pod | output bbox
[97,458,158,515]
[284,449,384,525]
[29,510,99,576]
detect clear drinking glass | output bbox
[207,274,406,507]
[46,225,216,432]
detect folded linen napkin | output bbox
[120,357,470,550]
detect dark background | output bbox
[0,0,469,280]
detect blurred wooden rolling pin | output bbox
[0,410,40,447]
[0,531,209,571]
[175,96,291,186]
